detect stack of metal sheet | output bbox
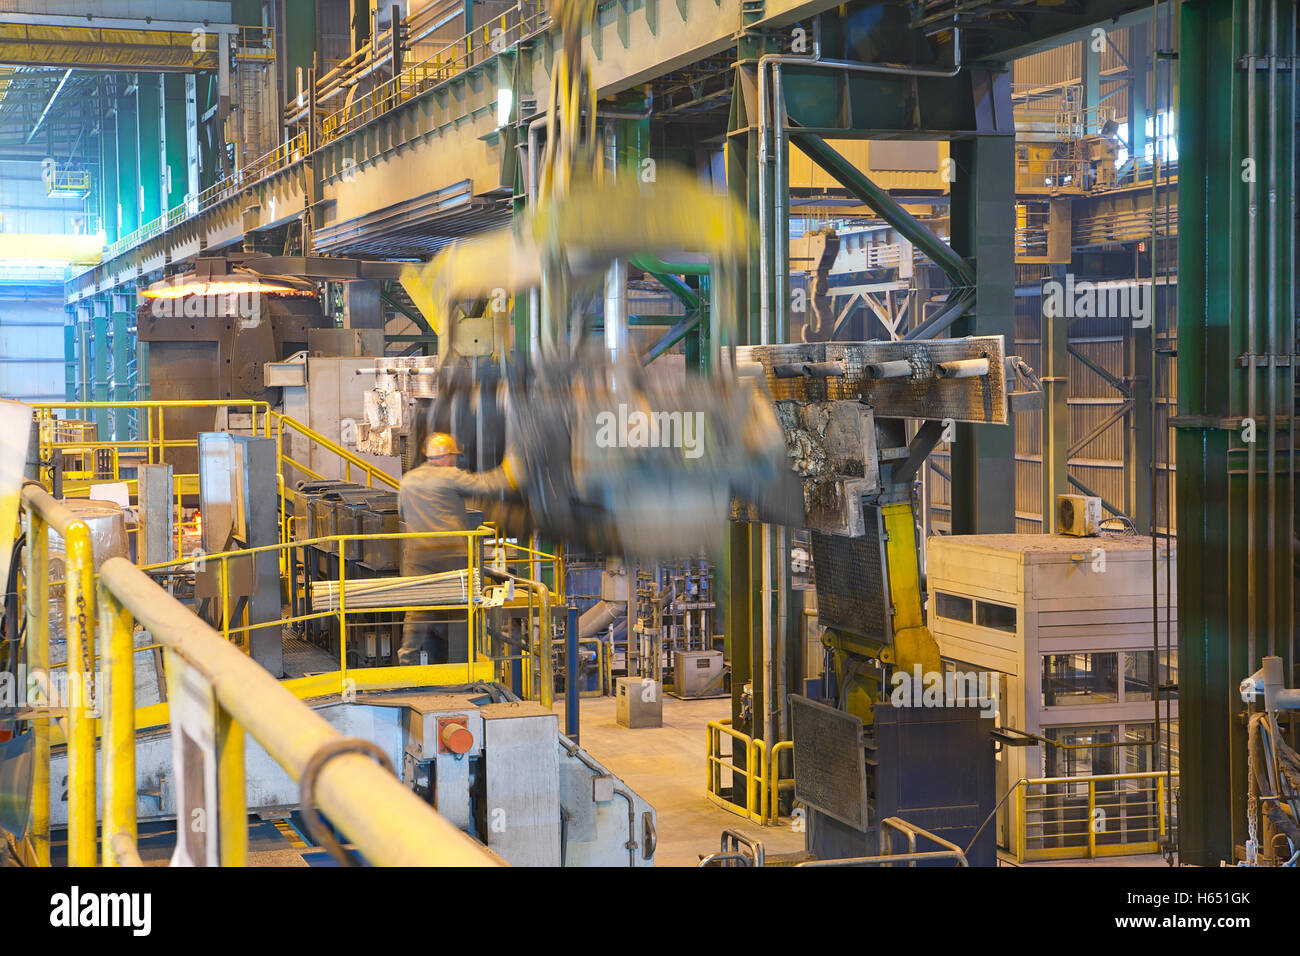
[309,569,480,612]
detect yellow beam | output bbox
[0,233,104,266]
[0,24,218,71]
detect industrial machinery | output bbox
[45,680,656,866]
[1238,658,1300,866]
[740,337,1035,864]
[137,257,330,475]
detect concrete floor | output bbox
[558,694,807,867]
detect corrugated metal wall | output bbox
[928,18,1175,535]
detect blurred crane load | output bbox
[392,0,799,558]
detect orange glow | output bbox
[141,280,316,299]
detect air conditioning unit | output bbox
[1056,494,1101,536]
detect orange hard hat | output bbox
[423,432,460,460]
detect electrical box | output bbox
[616,677,662,728]
[670,650,725,699]
[1055,494,1101,536]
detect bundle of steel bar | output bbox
[310,569,479,612]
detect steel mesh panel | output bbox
[789,694,869,830]
[811,504,887,638]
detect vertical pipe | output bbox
[1289,0,1297,674]
[64,522,97,868]
[566,605,579,741]
[1265,0,1278,657]
[101,591,136,866]
[604,259,629,357]
[216,705,247,865]
[25,511,50,867]
[1246,0,1259,673]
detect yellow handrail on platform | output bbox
[1013,770,1176,862]
[18,483,501,867]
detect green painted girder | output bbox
[948,135,1017,534]
[162,74,190,213]
[137,76,164,226]
[115,91,140,236]
[777,62,1015,140]
[1175,0,1297,866]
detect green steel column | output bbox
[115,87,140,236]
[1175,0,1296,866]
[162,74,189,213]
[111,311,133,439]
[948,134,1017,533]
[197,75,221,192]
[64,315,78,403]
[92,308,110,435]
[723,42,769,747]
[137,76,163,225]
[99,85,120,243]
[282,0,317,118]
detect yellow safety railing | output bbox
[31,401,408,564]
[32,400,274,559]
[18,483,500,867]
[137,525,559,708]
[1013,770,1177,863]
[258,409,400,548]
[707,719,785,826]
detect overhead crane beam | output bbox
[0,16,235,71]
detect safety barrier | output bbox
[17,483,501,867]
[797,817,969,867]
[305,2,550,141]
[1013,770,1176,862]
[32,400,275,559]
[705,720,791,826]
[31,401,405,563]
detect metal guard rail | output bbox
[705,721,792,826]
[20,483,500,868]
[1014,770,1176,863]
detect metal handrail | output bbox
[97,555,501,866]
[706,719,768,825]
[18,482,501,867]
[798,816,969,867]
[1014,770,1178,863]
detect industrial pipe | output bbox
[866,359,913,379]
[936,357,989,379]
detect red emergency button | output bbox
[438,717,473,755]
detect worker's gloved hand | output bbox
[500,451,524,491]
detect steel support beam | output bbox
[162,74,190,214]
[138,76,164,226]
[115,89,140,237]
[948,134,1017,534]
[1175,0,1297,866]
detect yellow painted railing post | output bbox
[1086,779,1096,859]
[216,705,247,866]
[64,520,98,867]
[1157,778,1167,840]
[220,555,231,643]
[337,551,347,684]
[100,589,137,866]
[25,510,50,867]
[1015,783,1026,863]
[466,532,475,682]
